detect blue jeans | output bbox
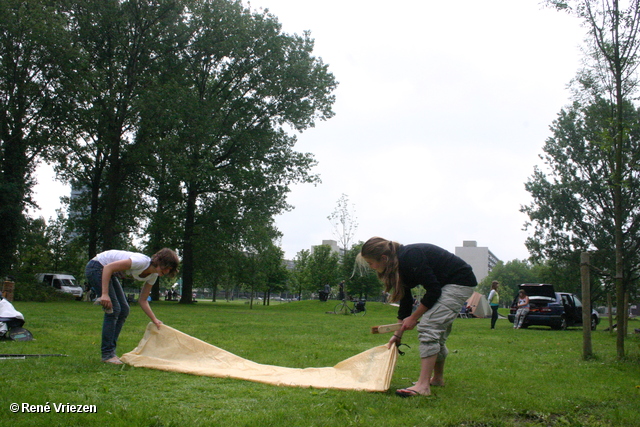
[85,260,130,360]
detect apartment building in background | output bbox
[454,240,499,283]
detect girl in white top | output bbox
[488,280,500,329]
[85,248,179,364]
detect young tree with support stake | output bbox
[327,193,358,261]
[531,0,640,358]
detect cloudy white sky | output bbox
[34,0,587,262]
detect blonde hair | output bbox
[359,237,403,302]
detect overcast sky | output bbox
[33,0,587,262]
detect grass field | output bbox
[1,299,639,427]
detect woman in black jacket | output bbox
[359,237,476,397]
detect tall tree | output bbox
[139,0,336,303]
[545,0,640,357]
[255,243,288,305]
[522,98,640,352]
[291,249,311,300]
[0,0,71,276]
[307,244,339,295]
[342,242,381,300]
[54,0,184,257]
[14,216,51,279]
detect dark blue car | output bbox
[508,283,600,330]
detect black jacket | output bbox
[397,243,477,319]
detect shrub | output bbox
[12,280,76,302]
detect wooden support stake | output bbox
[371,323,401,334]
[581,252,593,360]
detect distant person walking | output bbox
[514,289,530,329]
[338,281,345,300]
[85,248,179,364]
[488,280,500,329]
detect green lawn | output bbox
[1,299,639,426]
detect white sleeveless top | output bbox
[93,250,158,286]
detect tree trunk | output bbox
[179,189,197,304]
[581,252,592,360]
[611,0,626,360]
[0,138,29,276]
[211,278,218,302]
[623,289,629,336]
[102,132,123,250]
[608,292,613,333]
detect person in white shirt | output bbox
[85,248,179,364]
[488,280,500,329]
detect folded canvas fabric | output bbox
[121,323,397,392]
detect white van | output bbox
[36,273,84,300]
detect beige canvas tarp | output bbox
[466,291,491,318]
[121,323,398,392]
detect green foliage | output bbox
[54,0,186,255]
[132,0,336,299]
[477,259,540,306]
[1,300,638,427]
[291,243,383,301]
[0,0,72,276]
[12,280,76,302]
[523,98,640,259]
[478,258,606,307]
[14,212,88,283]
[307,245,340,291]
[541,0,640,357]
[291,249,311,296]
[1,0,338,312]
[522,97,640,298]
[342,242,383,300]
[15,217,52,276]
[225,243,289,306]
[522,96,640,283]
[253,243,289,303]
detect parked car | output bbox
[36,273,83,300]
[508,283,600,330]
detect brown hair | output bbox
[151,248,180,277]
[359,237,403,302]
[491,280,499,290]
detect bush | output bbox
[12,280,76,302]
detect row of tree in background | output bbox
[3,0,640,361]
[182,241,381,306]
[14,215,382,305]
[475,259,605,307]
[0,0,337,303]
